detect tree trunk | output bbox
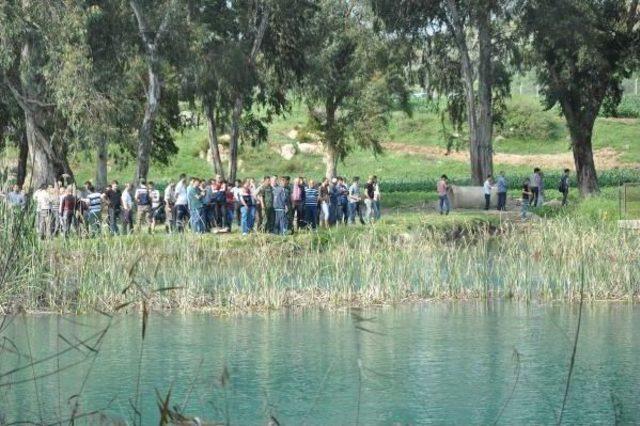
[445,0,483,185]
[324,146,338,180]
[475,7,494,183]
[571,133,598,196]
[96,135,108,190]
[130,0,176,184]
[561,101,599,195]
[23,112,56,188]
[16,130,28,187]
[134,62,160,183]
[18,26,65,188]
[227,5,269,184]
[228,96,243,183]
[205,102,225,178]
[324,99,339,179]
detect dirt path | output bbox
[383,142,636,170]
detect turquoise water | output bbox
[1,303,639,424]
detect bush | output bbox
[614,95,640,118]
[497,101,562,141]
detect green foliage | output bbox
[301,0,410,172]
[497,99,563,141]
[611,95,640,119]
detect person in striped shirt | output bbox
[304,180,319,230]
[83,182,103,236]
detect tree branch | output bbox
[248,2,271,66]
[3,76,56,109]
[628,0,639,32]
[129,0,152,47]
[155,0,179,44]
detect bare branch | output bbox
[129,0,152,47]
[248,2,271,65]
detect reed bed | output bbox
[1,210,638,313]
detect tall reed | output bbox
[1,214,636,313]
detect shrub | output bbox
[614,95,640,118]
[497,100,563,141]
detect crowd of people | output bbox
[0,167,572,237]
[0,174,382,239]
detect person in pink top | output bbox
[437,175,451,215]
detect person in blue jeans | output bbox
[496,171,508,211]
[436,175,450,215]
[273,177,289,235]
[348,177,365,225]
[337,177,349,224]
[240,180,256,235]
[304,179,319,230]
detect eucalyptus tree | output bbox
[128,0,184,183]
[186,0,315,181]
[0,0,93,187]
[522,0,640,195]
[372,0,521,184]
[302,0,410,179]
[0,87,27,186]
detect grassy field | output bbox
[59,95,640,186]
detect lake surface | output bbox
[1,303,639,424]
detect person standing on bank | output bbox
[530,168,541,207]
[60,186,77,237]
[364,176,376,223]
[304,180,320,230]
[34,184,51,239]
[559,169,570,206]
[240,179,256,235]
[121,183,134,235]
[174,174,189,232]
[496,171,507,211]
[373,175,381,221]
[521,178,533,220]
[257,176,274,233]
[437,175,450,215]
[149,182,162,233]
[135,179,151,232]
[103,180,122,235]
[187,178,205,233]
[483,175,494,211]
[85,183,103,236]
[348,177,365,225]
[273,177,289,235]
[164,181,176,232]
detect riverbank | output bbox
[2,202,638,314]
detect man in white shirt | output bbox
[33,184,51,239]
[483,175,494,211]
[173,173,189,232]
[121,183,134,235]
